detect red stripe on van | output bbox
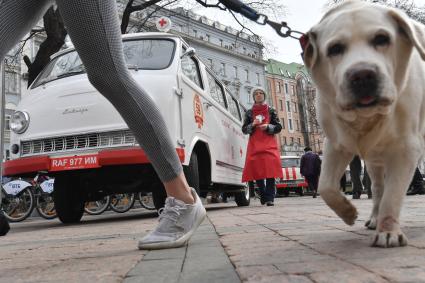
[3,147,185,176]
[292,167,296,180]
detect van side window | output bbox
[181,56,203,89]
[206,71,226,108]
[226,92,241,121]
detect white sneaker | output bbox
[138,188,206,250]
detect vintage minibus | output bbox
[3,32,250,223]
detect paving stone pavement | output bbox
[1,194,425,282]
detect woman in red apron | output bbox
[242,88,283,206]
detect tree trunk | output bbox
[25,7,67,87]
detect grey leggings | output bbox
[0,0,182,182]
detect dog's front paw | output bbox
[337,197,358,225]
[365,217,377,230]
[372,230,408,248]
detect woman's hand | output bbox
[258,124,268,131]
[252,119,261,127]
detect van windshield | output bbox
[32,38,176,88]
[281,158,300,168]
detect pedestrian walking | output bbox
[340,173,347,193]
[407,167,425,195]
[0,0,206,249]
[242,87,282,206]
[363,165,372,199]
[350,155,363,199]
[300,147,321,198]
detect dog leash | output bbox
[195,0,309,54]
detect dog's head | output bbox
[304,1,425,119]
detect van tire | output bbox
[235,185,250,206]
[151,152,200,211]
[53,174,85,224]
[183,152,200,196]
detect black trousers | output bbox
[255,178,276,202]
[305,175,319,193]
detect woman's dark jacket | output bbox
[241,106,282,135]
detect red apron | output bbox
[242,104,283,182]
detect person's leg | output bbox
[55,0,205,249]
[255,179,266,205]
[264,178,275,205]
[0,0,55,236]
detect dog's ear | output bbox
[303,31,318,70]
[388,9,425,60]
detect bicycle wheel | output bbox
[84,196,111,215]
[138,192,155,210]
[35,189,57,219]
[110,193,135,213]
[2,187,35,222]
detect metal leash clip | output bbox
[265,19,305,40]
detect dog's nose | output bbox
[346,65,379,98]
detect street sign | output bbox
[156,16,172,32]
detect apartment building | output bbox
[266,59,323,156]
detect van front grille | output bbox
[21,130,137,157]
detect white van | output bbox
[4,32,250,223]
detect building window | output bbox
[283,136,287,145]
[286,101,291,112]
[288,119,293,130]
[290,137,294,144]
[245,69,249,81]
[243,47,247,54]
[234,66,238,78]
[293,102,297,113]
[256,73,260,85]
[281,118,285,129]
[279,100,283,111]
[296,120,299,130]
[206,34,210,42]
[208,58,213,69]
[277,82,281,93]
[291,85,296,95]
[220,39,223,47]
[193,29,198,37]
[221,63,226,76]
[284,83,288,94]
[298,138,301,145]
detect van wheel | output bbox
[53,174,85,224]
[298,187,305,196]
[183,152,200,196]
[235,184,250,206]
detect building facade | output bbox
[266,59,323,156]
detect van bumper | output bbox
[3,147,185,176]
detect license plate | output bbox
[50,154,100,171]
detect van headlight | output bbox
[10,111,30,134]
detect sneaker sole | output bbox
[138,206,206,250]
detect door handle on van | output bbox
[203,102,213,109]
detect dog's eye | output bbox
[372,34,390,47]
[327,43,345,57]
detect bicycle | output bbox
[1,179,34,222]
[32,175,57,220]
[84,195,111,215]
[137,192,155,210]
[110,193,135,213]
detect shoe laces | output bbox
[157,198,186,227]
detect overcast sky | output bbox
[190,0,425,64]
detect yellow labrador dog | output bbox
[303,0,425,247]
